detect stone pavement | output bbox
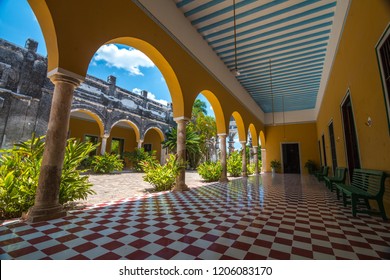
[75,171,232,207]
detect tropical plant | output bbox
[124,148,157,172]
[91,153,124,173]
[270,160,281,172]
[227,150,242,177]
[197,161,222,182]
[192,99,208,116]
[247,163,255,175]
[140,154,183,191]
[0,135,97,219]
[304,160,317,174]
[162,126,201,156]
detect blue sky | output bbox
[0,0,215,115]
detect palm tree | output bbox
[192,99,207,117]
[162,126,201,155]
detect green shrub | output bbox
[247,163,255,175]
[0,135,97,219]
[227,151,242,177]
[124,148,157,172]
[140,154,182,191]
[197,161,222,182]
[91,153,124,173]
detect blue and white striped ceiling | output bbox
[174,0,338,113]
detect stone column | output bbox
[218,133,229,183]
[27,73,81,223]
[261,148,266,172]
[137,139,144,149]
[240,141,248,177]
[100,134,109,155]
[253,146,259,175]
[173,117,189,191]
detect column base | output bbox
[219,177,229,183]
[25,204,67,223]
[172,183,190,192]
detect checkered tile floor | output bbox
[1,174,389,260]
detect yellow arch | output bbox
[232,111,246,142]
[110,120,140,142]
[248,124,258,146]
[70,109,105,137]
[198,90,226,134]
[259,130,266,148]
[144,127,165,142]
[98,37,184,119]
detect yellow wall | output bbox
[69,117,100,143]
[108,126,136,154]
[144,129,162,161]
[264,122,320,174]
[316,0,390,214]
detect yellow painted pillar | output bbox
[173,117,190,191]
[27,73,81,222]
[218,133,229,183]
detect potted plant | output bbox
[304,160,317,175]
[270,160,281,174]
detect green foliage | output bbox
[247,163,255,175]
[192,99,208,116]
[140,154,183,192]
[162,126,201,156]
[124,148,157,172]
[0,135,97,219]
[270,160,281,172]
[304,160,317,174]
[91,153,124,173]
[59,139,97,204]
[227,150,242,177]
[197,161,222,182]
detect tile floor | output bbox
[0,174,389,260]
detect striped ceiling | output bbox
[173,0,338,113]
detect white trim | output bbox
[47,67,85,82]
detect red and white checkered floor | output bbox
[1,174,389,260]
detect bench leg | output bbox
[330,182,334,192]
[377,199,388,221]
[336,188,340,200]
[342,193,348,207]
[351,195,357,217]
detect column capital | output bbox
[239,140,247,144]
[174,116,191,123]
[48,68,84,87]
[217,133,227,137]
[137,139,144,143]
[102,133,110,139]
[253,146,258,148]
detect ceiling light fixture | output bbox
[231,0,240,77]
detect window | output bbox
[111,138,124,158]
[143,144,152,152]
[84,135,98,157]
[376,25,390,132]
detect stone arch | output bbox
[197,90,226,134]
[232,111,246,142]
[110,119,141,142]
[70,108,105,137]
[248,123,258,146]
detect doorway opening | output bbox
[282,143,301,174]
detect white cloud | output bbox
[94,44,155,76]
[132,88,169,106]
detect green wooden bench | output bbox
[315,166,329,182]
[324,167,347,192]
[334,169,387,220]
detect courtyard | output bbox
[0,173,389,260]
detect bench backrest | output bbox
[335,167,347,181]
[322,166,329,176]
[351,169,386,197]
